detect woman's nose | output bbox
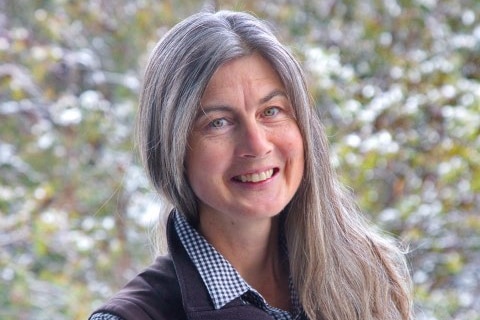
[236,121,272,158]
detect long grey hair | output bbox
[137,10,413,320]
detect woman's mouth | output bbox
[233,168,276,183]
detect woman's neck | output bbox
[198,213,292,311]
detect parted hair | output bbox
[137,10,413,320]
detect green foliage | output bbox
[1,0,479,319]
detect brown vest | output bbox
[89,213,284,320]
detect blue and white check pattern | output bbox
[175,211,300,320]
[89,314,119,320]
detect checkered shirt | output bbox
[175,211,301,320]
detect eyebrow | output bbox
[259,89,288,104]
[198,90,288,116]
[196,105,232,121]
[196,89,289,120]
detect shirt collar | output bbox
[174,211,250,309]
[173,211,303,319]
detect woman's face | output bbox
[186,53,304,225]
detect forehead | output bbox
[201,53,285,100]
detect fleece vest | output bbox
[90,213,283,320]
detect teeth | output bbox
[237,169,274,183]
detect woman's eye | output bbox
[263,107,279,117]
[209,118,228,128]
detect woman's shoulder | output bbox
[89,255,186,320]
[114,255,180,300]
[139,254,178,286]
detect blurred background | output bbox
[0,0,479,319]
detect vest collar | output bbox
[166,211,274,319]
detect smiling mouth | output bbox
[233,168,276,183]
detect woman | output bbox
[90,10,413,320]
